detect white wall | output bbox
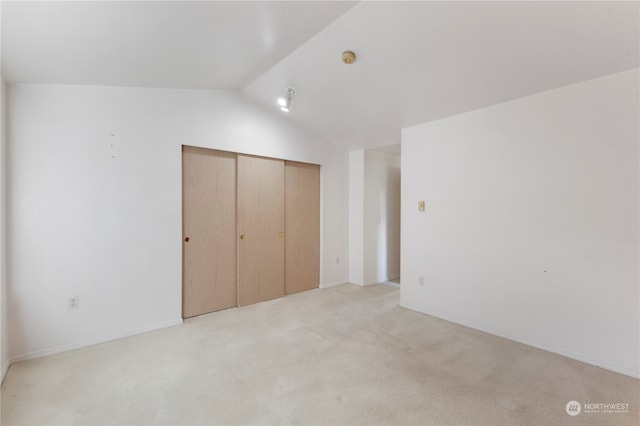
[1,77,8,381]
[7,83,350,361]
[319,149,350,288]
[364,151,400,284]
[401,69,640,378]
[348,150,365,286]
[0,1,9,383]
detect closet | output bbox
[182,146,237,318]
[284,161,320,295]
[237,154,285,306]
[182,147,320,318]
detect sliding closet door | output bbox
[237,155,285,306]
[285,161,320,294]
[182,146,237,318]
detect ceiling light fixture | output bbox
[277,86,296,112]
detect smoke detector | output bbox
[342,51,356,64]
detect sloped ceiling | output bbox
[2,1,638,149]
[244,1,640,148]
[1,1,357,89]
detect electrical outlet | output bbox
[68,296,79,310]
[419,276,424,286]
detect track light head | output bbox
[277,86,296,113]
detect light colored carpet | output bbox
[1,284,638,425]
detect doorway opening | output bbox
[364,144,401,286]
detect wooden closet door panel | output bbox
[182,146,237,318]
[237,155,285,306]
[285,161,320,294]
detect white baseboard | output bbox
[8,318,183,365]
[1,359,9,384]
[355,278,400,286]
[398,303,640,379]
[320,280,348,289]
[347,281,378,287]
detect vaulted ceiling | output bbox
[1,1,357,89]
[3,1,638,149]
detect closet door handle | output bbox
[184,237,190,242]
[240,234,246,240]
